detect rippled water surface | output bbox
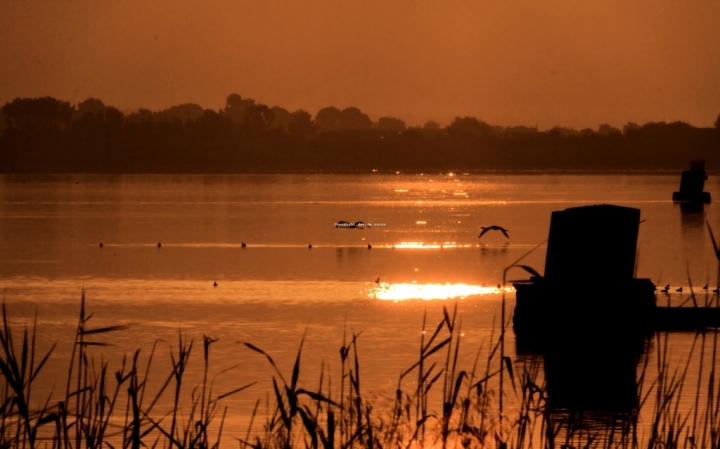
[1,173,718,437]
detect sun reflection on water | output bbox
[369,282,514,301]
[392,241,476,249]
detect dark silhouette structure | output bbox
[513,204,652,413]
[513,204,656,340]
[673,160,711,203]
[514,204,720,337]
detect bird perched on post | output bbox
[478,226,509,239]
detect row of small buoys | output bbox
[100,241,374,249]
[99,242,162,248]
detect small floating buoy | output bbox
[213,282,217,287]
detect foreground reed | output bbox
[2,294,720,449]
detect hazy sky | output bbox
[1,0,719,129]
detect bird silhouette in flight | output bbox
[478,226,509,239]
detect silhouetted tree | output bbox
[315,106,343,133]
[715,114,720,130]
[423,120,440,130]
[598,124,621,135]
[551,126,579,137]
[161,104,205,122]
[504,125,538,135]
[340,107,373,130]
[270,106,291,130]
[448,116,494,137]
[224,93,256,124]
[3,97,75,132]
[126,108,154,123]
[623,122,640,134]
[75,98,106,119]
[244,103,275,132]
[377,117,406,132]
[288,109,316,139]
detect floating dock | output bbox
[513,204,720,341]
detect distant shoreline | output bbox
[3,95,719,174]
[0,169,713,176]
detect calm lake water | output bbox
[1,173,718,439]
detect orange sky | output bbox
[1,0,719,129]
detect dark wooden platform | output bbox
[653,306,720,330]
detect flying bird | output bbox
[479,226,509,239]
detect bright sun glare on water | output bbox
[369,283,513,301]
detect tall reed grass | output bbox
[1,292,720,449]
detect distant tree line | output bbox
[1,94,719,173]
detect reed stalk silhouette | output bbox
[3,293,720,448]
